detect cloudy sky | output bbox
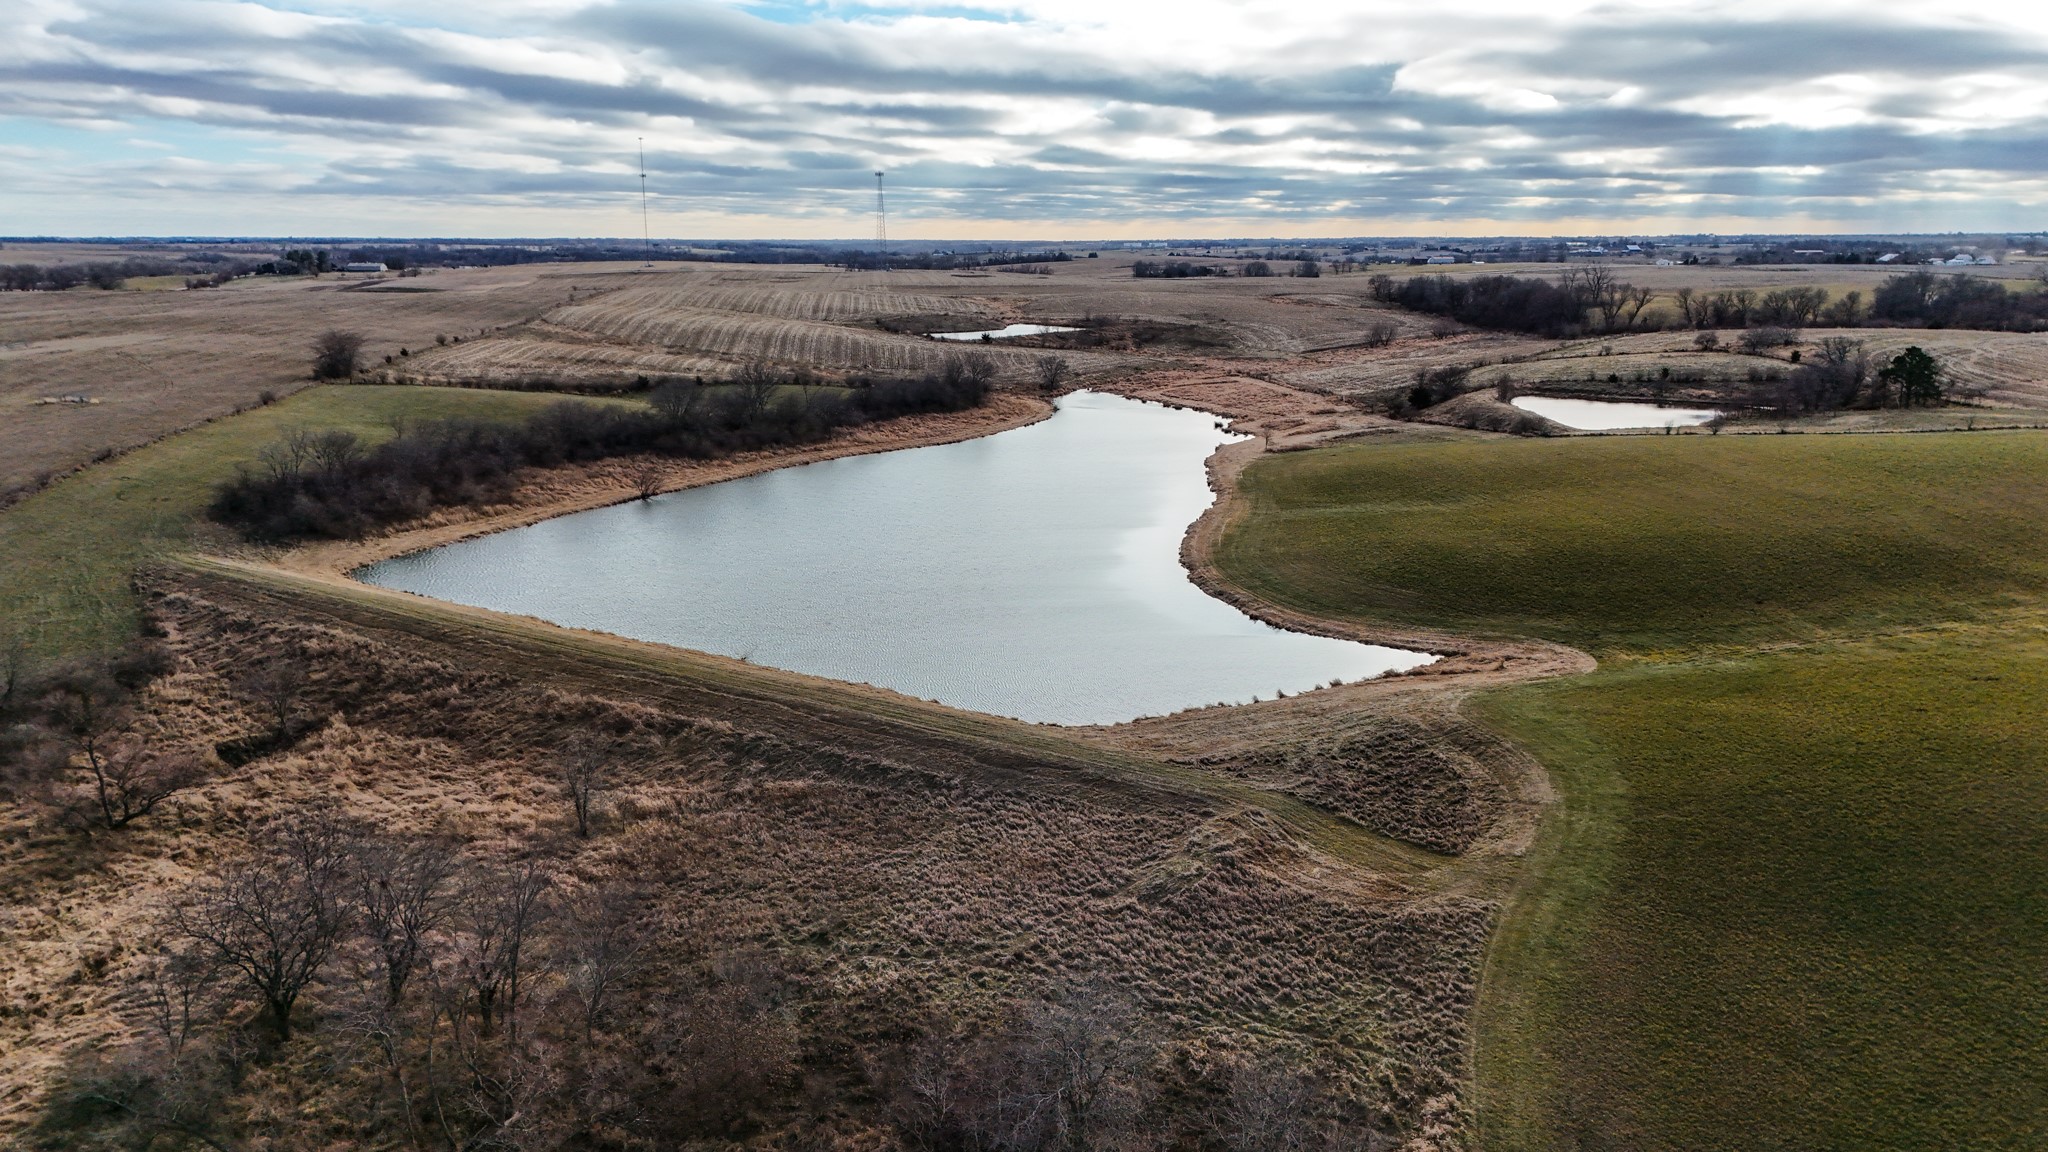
[3,0,2045,238]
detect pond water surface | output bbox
[356,392,1433,725]
[1512,395,1721,430]
[928,323,1081,341]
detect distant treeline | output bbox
[1867,271,2048,330]
[1374,269,2048,337]
[1131,260,1228,279]
[212,365,991,541]
[0,257,190,291]
[1373,274,1587,337]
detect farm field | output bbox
[6,252,2048,1147]
[1214,431,2048,1149]
[11,251,2045,501]
[0,265,592,496]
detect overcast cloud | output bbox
[2,0,2044,237]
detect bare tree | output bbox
[1225,1057,1320,1151]
[560,734,613,838]
[312,330,366,380]
[1620,285,1656,329]
[81,736,205,830]
[1672,286,1699,328]
[1034,355,1071,393]
[357,838,459,1005]
[992,985,1153,1151]
[172,809,359,1042]
[958,352,998,389]
[236,658,308,742]
[1361,319,1398,348]
[558,883,646,1041]
[133,947,219,1068]
[458,862,553,1039]
[629,459,666,502]
[649,378,703,424]
[733,360,781,418]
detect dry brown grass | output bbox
[0,266,591,495]
[0,566,1523,1147]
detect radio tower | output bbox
[638,138,652,266]
[874,171,888,270]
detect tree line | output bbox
[211,350,996,542]
[1372,269,2048,338]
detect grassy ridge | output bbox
[1221,434,2048,652]
[1220,431,2048,1150]
[0,385,635,661]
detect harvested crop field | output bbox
[0,266,598,497]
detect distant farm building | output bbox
[1876,253,1901,263]
[343,262,388,273]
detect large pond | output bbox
[357,392,1433,725]
[1511,395,1721,430]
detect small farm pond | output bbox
[356,392,1433,725]
[928,323,1080,341]
[1512,396,1722,430]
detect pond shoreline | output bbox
[251,374,1593,728]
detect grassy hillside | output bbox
[1219,431,2048,1151]
[1221,433,2048,652]
[0,385,637,661]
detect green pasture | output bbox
[0,385,639,662]
[1222,429,2048,1150]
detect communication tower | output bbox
[638,138,653,266]
[875,171,888,268]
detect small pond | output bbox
[1512,395,1722,431]
[356,392,1433,725]
[928,323,1080,341]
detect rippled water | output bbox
[928,323,1081,341]
[356,392,1433,725]
[1512,395,1722,430]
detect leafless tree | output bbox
[558,883,646,1041]
[1693,330,1721,351]
[357,837,459,1006]
[458,861,553,1039]
[958,351,998,389]
[630,459,666,501]
[985,985,1154,1151]
[1034,355,1071,393]
[1672,287,1699,328]
[81,736,205,830]
[1361,319,1399,348]
[650,378,703,423]
[560,734,613,838]
[1620,285,1656,329]
[734,360,781,417]
[1224,1056,1319,1152]
[132,946,219,1067]
[312,330,366,380]
[171,808,360,1042]
[236,658,308,742]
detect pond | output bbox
[1511,396,1722,431]
[356,392,1434,725]
[928,323,1081,341]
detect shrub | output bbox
[311,331,365,380]
[211,367,991,541]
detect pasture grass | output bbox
[1220,430,2048,1150]
[1220,432,2048,654]
[0,385,638,662]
